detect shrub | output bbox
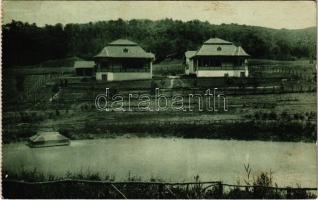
[55,109,60,116]
[269,112,277,120]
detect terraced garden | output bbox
[3,59,316,143]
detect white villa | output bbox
[185,38,249,77]
[93,39,155,81]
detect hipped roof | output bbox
[29,131,69,143]
[189,38,249,58]
[74,61,95,69]
[185,51,197,59]
[95,39,155,59]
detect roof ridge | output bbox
[204,37,232,45]
[108,39,138,46]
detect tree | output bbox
[2,19,316,67]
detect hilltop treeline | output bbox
[3,19,316,67]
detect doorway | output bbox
[102,74,107,81]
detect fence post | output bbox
[286,188,291,198]
[218,182,223,197]
[158,183,164,199]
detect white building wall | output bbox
[185,59,194,75]
[197,69,248,77]
[189,60,194,74]
[245,65,249,77]
[96,72,152,81]
[96,72,106,80]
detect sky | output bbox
[3,1,317,29]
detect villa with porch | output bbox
[185,38,249,77]
[93,39,155,81]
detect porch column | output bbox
[196,58,199,72]
[244,59,249,77]
[150,61,153,77]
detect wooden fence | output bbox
[3,179,317,199]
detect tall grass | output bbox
[3,166,316,199]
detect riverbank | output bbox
[72,119,317,142]
[3,169,316,199]
[4,119,316,144]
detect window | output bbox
[217,46,222,51]
[123,48,129,53]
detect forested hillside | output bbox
[3,18,316,67]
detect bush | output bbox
[269,112,277,120]
[3,167,316,199]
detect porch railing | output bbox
[198,66,246,70]
[98,68,150,73]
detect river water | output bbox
[3,138,316,187]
